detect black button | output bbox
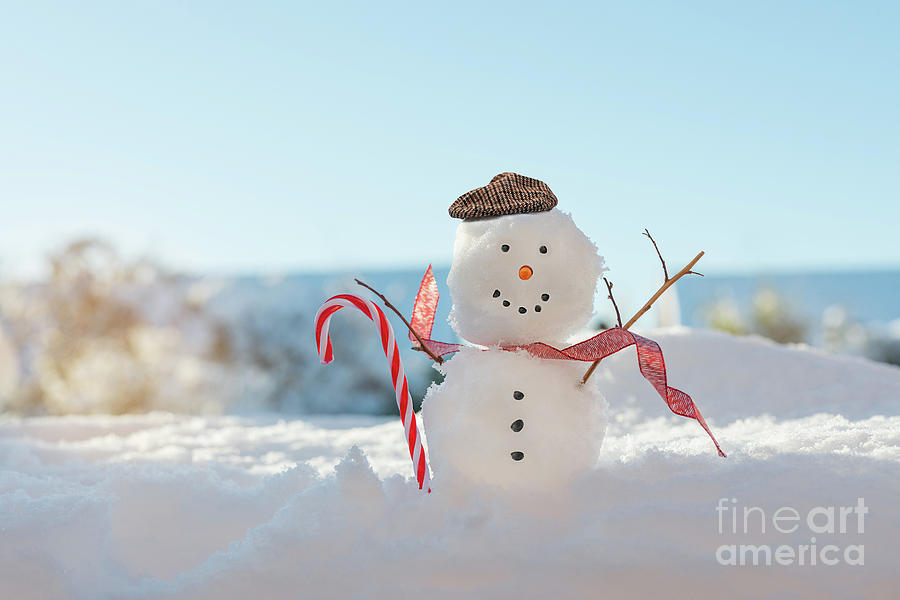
[510,419,524,432]
[518,306,526,314]
[511,451,525,461]
[513,390,524,400]
[492,289,501,298]
[541,293,550,301]
[534,305,541,312]
[503,300,511,307]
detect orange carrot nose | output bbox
[518,265,533,280]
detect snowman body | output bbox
[424,346,607,488]
[422,208,608,488]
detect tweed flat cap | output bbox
[449,172,558,220]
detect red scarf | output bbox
[410,266,726,458]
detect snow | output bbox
[2,330,899,599]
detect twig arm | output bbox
[582,250,704,384]
[622,251,704,330]
[355,279,443,364]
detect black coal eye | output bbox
[501,244,510,252]
[539,245,548,254]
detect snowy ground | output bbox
[2,330,899,599]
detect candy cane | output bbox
[315,294,431,492]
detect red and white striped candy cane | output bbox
[315,294,431,492]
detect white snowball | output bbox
[422,347,607,490]
[447,209,606,346]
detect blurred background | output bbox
[1,1,898,417]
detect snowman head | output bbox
[447,174,605,346]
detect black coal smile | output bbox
[492,289,551,314]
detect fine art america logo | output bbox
[715,498,867,567]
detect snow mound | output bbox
[1,330,898,599]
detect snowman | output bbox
[316,172,722,492]
[421,173,609,489]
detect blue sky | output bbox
[2,1,898,282]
